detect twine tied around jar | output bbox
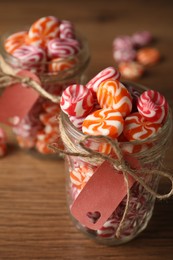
[0,55,60,103]
[0,54,173,237]
[49,115,173,237]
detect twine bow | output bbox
[50,115,173,237]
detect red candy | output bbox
[86,67,120,94]
[60,84,94,117]
[137,90,169,123]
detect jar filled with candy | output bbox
[55,67,173,245]
[0,16,90,155]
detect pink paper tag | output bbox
[71,160,135,230]
[0,70,40,125]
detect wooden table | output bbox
[0,1,173,259]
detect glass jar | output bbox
[0,30,90,155]
[60,82,172,245]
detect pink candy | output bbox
[59,20,76,39]
[60,84,94,117]
[137,90,169,123]
[132,31,153,47]
[47,38,80,59]
[13,45,46,73]
[113,36,134,50]
[113,49,136,63]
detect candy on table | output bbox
[27,16,61,48]
[86,67,121,94]
[4,31,28,54]
[12,45,46,73]
[132,31,153,48]
[0,127,7,157]
[60,84,94,117]
[82,108,124,138]
[118,61,144,80]
[123,112,161,141]
[59,20,76,39]
[113,48,137,64]
[48,57,77,73]
[16,135,36,149]
[137,90,168,124]
[113,35,134,50]
[96,80,132,117]
[136,47,160,66]
[47,38,80,59]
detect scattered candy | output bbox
[113,36,134,50]
[137,90,168,123]
[113,30,160,80]
[60,84,94,117]
[136,47,160,66]
[113,48,136,64]
[132,31,153,47]
[123,112,161,141]
[82,109,124,138]
[118,61,144,80]
[97,80,132,117]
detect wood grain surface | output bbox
[0,1,173,259]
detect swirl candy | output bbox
[47,38,80,59]
[97,80,132,117]
[12,45,46,73]
[118,61,144,81]
[136,47,160,66]
[60,84,94,117]
[70,166,94,190]
[4,31,28,54]
[132,31,153,47]
[137,90,168,124]
[123,112,161,141]
[82,109,124,138]
[86,67,121,94]
[113,36,134,50]
[48,57,76,73]
[113,48,136,64]
[28,16,60,48]
[59,20,76,39]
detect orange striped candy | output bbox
[4,31,28,54]
[82,108,124,138]
[123,112,161,141]
[97,80,132,117]
[28,16,60,48]
[136,47,160,66]
[48,57,77,73]
[70,166,94,190]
